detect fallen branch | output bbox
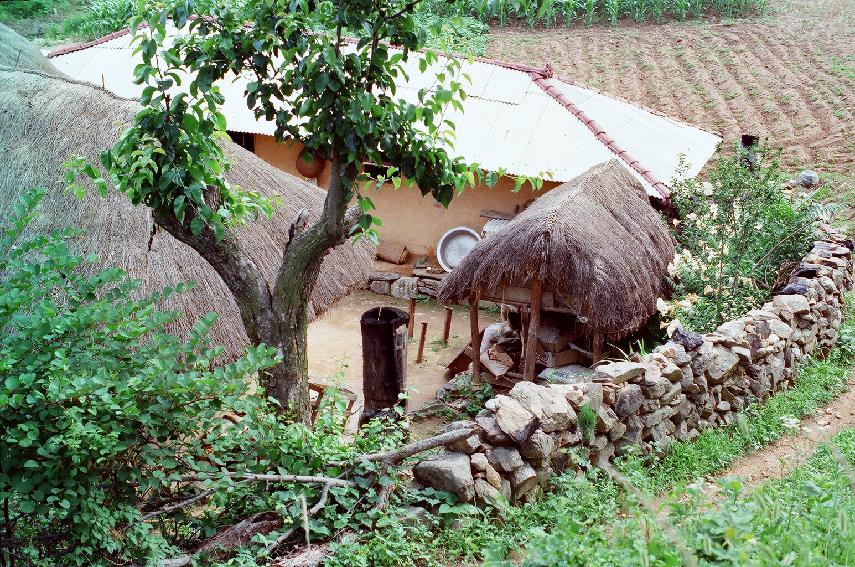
[141,488,215,521]
[181,472,356,487]
[356,426,478,464]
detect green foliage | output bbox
[413,12,490,56]
[0,190,417,564]
[437,372,494,419]
[666,146,833,333]
[0,189,279,564]
[0,0,53,19]
[577,403,597,443]
[417,0,768,28]
[58,0,134,40]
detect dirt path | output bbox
[709,371,855,489]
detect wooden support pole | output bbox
[416,322,428,363]
[442,307,453,343]
[469,301,480,382]
[407,297,416,338]
[523,279,543,381]
[593,332,605,365]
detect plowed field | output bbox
[487,2,855,176]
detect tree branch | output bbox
[180,472,357,487]
[346,426,479,465]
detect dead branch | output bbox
[141,488,215,521]
[264,482,333,555]
[355,426,478,465]
[181,472,356,487]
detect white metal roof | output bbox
[48,28,721,199]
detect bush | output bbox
[665,147,832,332]
[58,0,134,40]
[0,0,53,20]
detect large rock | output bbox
[413,452,475,501]
[706,347,740,384]
[593,361,645,384]
[474,479,504,503]
[494,395,539,443]
[614,384,644,417]
[369,280,392,295]
[475,411,512,446]
[390,276,419,299]
[520,429,555,460]
[641,375,672,399]
[487,446,524,472]
[509,382,575,432]
[672,327,704,351]
[510,463,538,500]
[773,294,810,316]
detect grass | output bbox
[326,294,855,566]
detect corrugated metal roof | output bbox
[48,28,721,199]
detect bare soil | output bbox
[486,0,855,176]
[307,290,500,410]
[709,371,855,488]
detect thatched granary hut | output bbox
[438,160,675,379]
[0,25,373,360]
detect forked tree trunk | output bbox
[155,159,353,424]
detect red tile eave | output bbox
[47,28,135,58]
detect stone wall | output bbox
[411,228,854,504]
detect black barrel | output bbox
[361,306,409,416]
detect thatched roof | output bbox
[438,160,675,339]
[0,25,373,360]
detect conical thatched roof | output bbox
[438,160,675,339]
[0,25,373,360]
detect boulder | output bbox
[520,429,555,460]
[706,347,740,384]
[593,361,646,384]
[509,382,576,432]
[475,411,513,446]
[390,276,419,299]
[773,294,810,315]
[654,342,691,366]
[487,446,524,472]
[641,375,672,399]
[413,452,475,501]
[470,452,488,472]
[614,384,644,417]
[450,434,482,455]
[369,280,392,295]
[511,463,538,500]
[474,479,504,503]
[672,327,704,351]
[494,395,538,443]
[596,406,619,433]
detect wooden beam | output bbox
[407,298,416,338]
[523,279,543,381]
[442,307,453,343]
[469,301,481,382]
[416,322,428,363]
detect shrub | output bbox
[665,147,832,332]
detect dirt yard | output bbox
[487,0,855,178]
[307,290,500,409]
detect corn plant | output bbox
[605,0,620,25]
[584,0,595,25]
[561,0,579,25]
[628,0,647,21]
[690,0,704,18]
[651,0,665,21]
[537,0,561,26]
[673,0,690,20]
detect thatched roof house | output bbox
[439,160,674,350]
[0,25,373,359]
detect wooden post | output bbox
[416,322,428,363]
[407,297,416,338]
[469,301,480,382]
[442,307,453,343]
[593,332,605,365]
[523,280,543,381]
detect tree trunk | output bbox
[154,160,353,424]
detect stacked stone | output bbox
[411,228,853,504]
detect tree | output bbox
[74,0,531,423]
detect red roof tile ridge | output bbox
[47,27,139,58]
[528,70,671,201]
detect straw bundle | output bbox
[0,25,373,360]
[438,160,674,339]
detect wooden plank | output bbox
[412,268,446,281]
[481,286,554,308]
[523,279,543,381]
[469,301,481,382]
